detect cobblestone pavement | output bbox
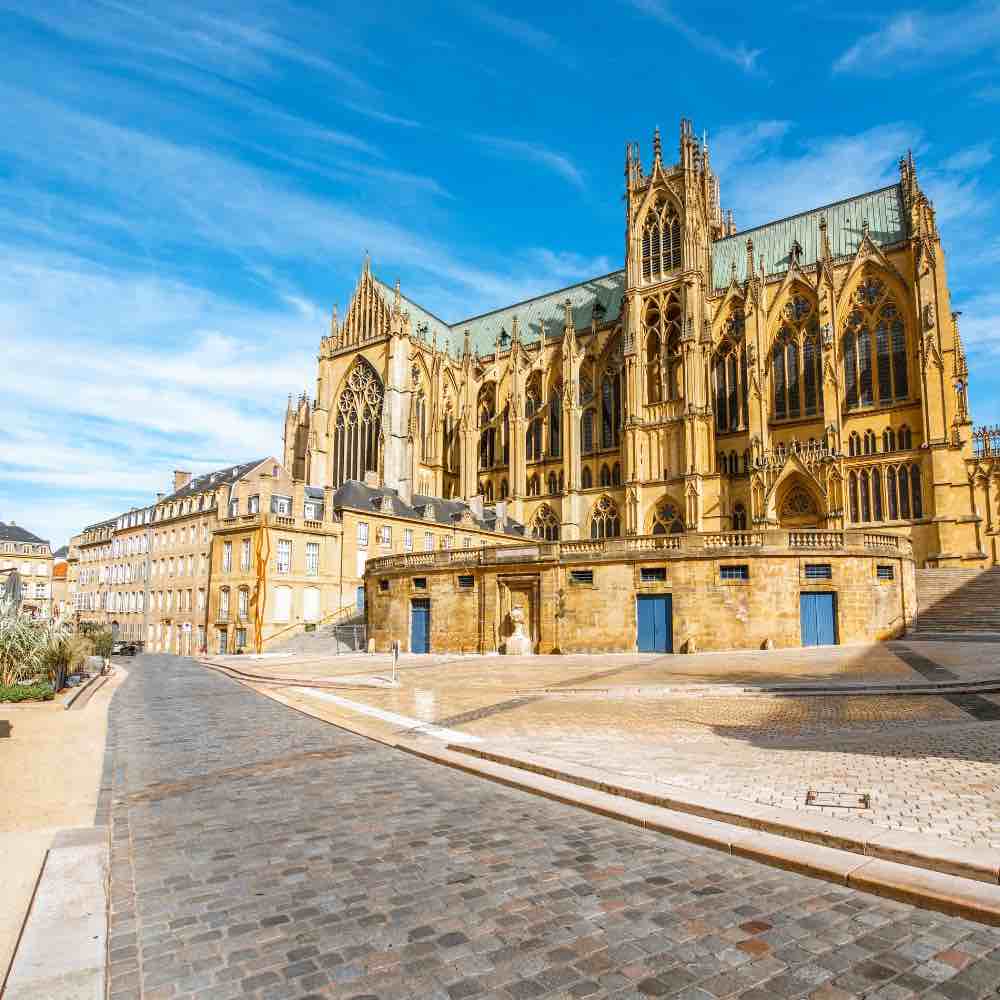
[105,655,1000,1000]
[236,642,1000,851]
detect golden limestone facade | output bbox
[278,119,991,652]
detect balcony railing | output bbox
[973,425,1000,458]
[365,528,912,573]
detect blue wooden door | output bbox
[637,595,672,652]
[410,599,430,653]
[800,592,837,646]
[356,586,365,612]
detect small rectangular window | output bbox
[404,529,413,551]
[248,495,260,515]
[720,564,749,581]
[413,577,427,589]
[457,574,475,589]
[804,564,832,580]
[423,532,433,551]
[640,567,667,583]
[271,495,292,515]
[876,564,895,580]
[570,569,594,585]
[358,522,369,547]
[378,578,389,592]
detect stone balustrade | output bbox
[365,528,912,574]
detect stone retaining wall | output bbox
[365,531,916,654]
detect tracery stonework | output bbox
[285,119,994,568]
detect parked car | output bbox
[111,641,138,656]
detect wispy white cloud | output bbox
[465,2,561,55]
[833,3,1000,74]
[626,0,764,73]
[473,134,585,190]
[715,122,921,228]
[341,100,422,129]
[943,142,994,172]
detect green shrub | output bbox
[92,630,114,660]
[0,682,54,702]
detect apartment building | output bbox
[144,460,275,655]
[0,521,54,619]
[75,519,116,628]
[107,506,154,642]
[208,469,524,653]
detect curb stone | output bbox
[3,827,108,1000]
[400,743,1000,927]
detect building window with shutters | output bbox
[306,542,319,575]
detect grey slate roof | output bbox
[330,480,525,537]
[0,522,49,546]
[374,184,908,348]
[162,458,271,503]
[712,185,907,288]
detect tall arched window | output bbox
[582,409,595,454]
[333,358,384,487]
[612,462,621,485]
[882,427,896,453]
[713,310,749,433]
[478,384,496,470]
[771,294,820,421]
[911,464,923,517]
[864,430,877,455]
[601,369,623,449]
[548,382,562,457]
[590,495,621,538]
[531,505,560,541]
[599,464,611,487]
[581,466,593,489]
[899,425,913,450]
[641,196,682,280]
[547,472,557,495]
[525,389,542,461]
[527,474,540,497]
[848,432,861,457]
[644,293,682,403]
[646,325,661,403]
[844,276,908,409]
[651,499,684,534]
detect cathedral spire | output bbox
[652,125,662,166]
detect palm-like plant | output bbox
[0,593,64,687]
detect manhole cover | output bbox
[805,790,870,809]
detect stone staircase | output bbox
[267,612,368,655]
[910,567,1000,635]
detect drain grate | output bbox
[805,790,870,809]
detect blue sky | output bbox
[2,0,999,546]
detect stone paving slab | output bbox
[240,642,1000,854]
[108,655,1000,999]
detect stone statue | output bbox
[504,604,533,656]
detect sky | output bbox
[2,0,999,548]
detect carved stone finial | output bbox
[653,125,662,164]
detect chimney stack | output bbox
[173,470,192,492]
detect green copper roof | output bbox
[451,271,626,354]
[371,184,907,354]
[711,184,907,288]
[375,272,626,356]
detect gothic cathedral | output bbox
[284,118,994,569]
